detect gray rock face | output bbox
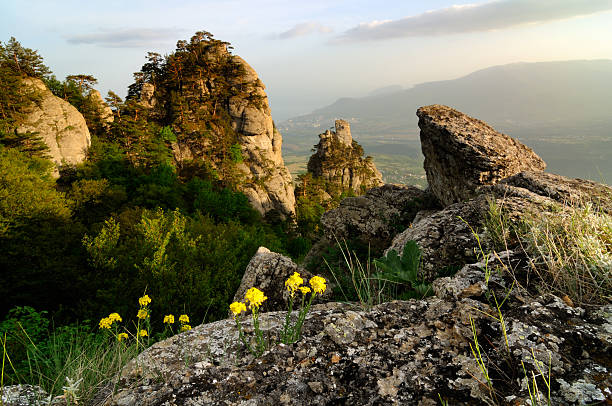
[0,385,49,406]
[385,186,560,281]
[17,78,91,175]
[99,255,611,405]
[232,247,330,313]
[418,105,546,206]
[307,120,383,195]
[500,170,612,214]
[320,184,438,251]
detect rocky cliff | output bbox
[305,119,383,197]
[133,36,295,218]
[17,78,91,175]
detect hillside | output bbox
[280,60,612,184]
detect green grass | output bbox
[1,315,139,404]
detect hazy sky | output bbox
[2,0,612,120]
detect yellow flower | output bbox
[310,276,327,295]
[137,309,148,319]
[99,317,112,329]
[138,294,151,307]
[163,314,175,324]
[108,313,122,322]
[139,329,148,337]
[230,302,247,317]
[299,286,311,295]
[117,332,128,341]
[180,324,192,332]
[179,314,189,324]
[285,272,304,296]
[244,287,267,310]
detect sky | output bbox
[2,0,612,121]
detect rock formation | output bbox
[86,89,114,127]
[319,184,438,252]
[98,258,611,405]
[232,247,331,313]
[305,120,383,197]
[17,78,91,175]
[417,104,545,206]
[136,41,295,218]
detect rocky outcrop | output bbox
[141,42,295,218]
[232,247,330,313]
[306,120,383,196]
[86,89,114,126]
[17,78,91,175]
[99,254,611,405]
[1,385,50,406]
[319,184,438,252]
[417,105,545,206]
[500,170,612,214]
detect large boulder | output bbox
[100,258,611,405]
[232,247,330,313]
[319,184,438,252]
[17,78,91,175]
[417,105,545,206]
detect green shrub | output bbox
[372,240,433,299]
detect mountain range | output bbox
[279,60,612,184]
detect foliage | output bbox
[0,37,50,79]
[0,147,70,237]
[372,241,433,299]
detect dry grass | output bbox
[522,202,611,306]
[485,197,611,307]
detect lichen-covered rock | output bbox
[417,105,545,206]
[385,192,554,281]
[0,385,49,406]
[319,184,438,252]
[98,258,611,405]
[17,78,91,175]
[500,170,612,214]
[306,120,383,195]
[232,247,330,313]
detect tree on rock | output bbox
[66,74,98,93]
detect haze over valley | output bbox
[280,60,612,185]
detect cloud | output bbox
[66,28,184,48]
[271,22,333,40]
[337,0,612,41]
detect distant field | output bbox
[283,134,611,188]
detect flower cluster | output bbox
[280,272,327,344]
[244,287,267,310]
[179,314,191,331]
[230,287,268,356]
[230,301,247,318]
[99,311,123,329]
[285,272,304,297]
[229,273,328,356]
[163,314,174,324]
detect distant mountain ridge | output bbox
[279,60,612,184]
[280,59,612,139]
